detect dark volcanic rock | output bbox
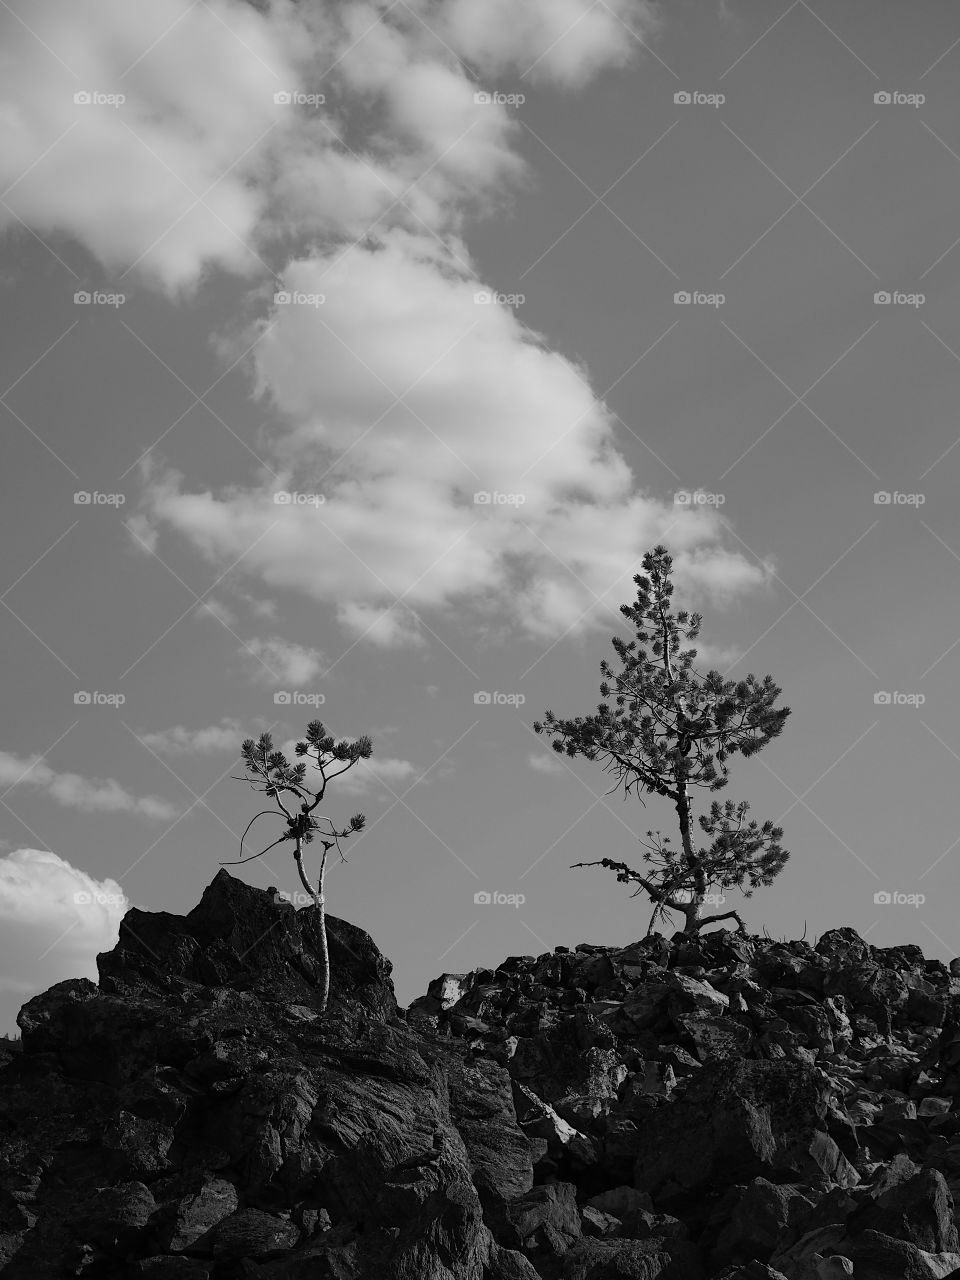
[5,883,960,1279]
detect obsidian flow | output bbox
[4,871,960,1279]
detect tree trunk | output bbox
[294,838,330,1017]
[316,851,329,1016]
[675,768,707,935]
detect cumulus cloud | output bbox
[276,736,418,798]
[5,0,774,644]
[437,0,660,87]
[138,235,772,641]
[137,718,244,755]
[1,0,651,291]
[194,598,240,628]
[528,751,566,775]
[0,849,131,1035]
[332,755,419,795]
[0,750,179,821]
[243,636,326,684]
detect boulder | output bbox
[633,1060,854,1198]
[845,1168,959,1252]
[711,1178,814,1263]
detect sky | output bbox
[3,0,960,1035]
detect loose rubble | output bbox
[4,874,960,1278]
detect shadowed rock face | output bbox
[4,882,960,1280]
[96,868,398,1026]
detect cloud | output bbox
[528,751,566,775]
[437,0,660,87]
[137,719,243,755]
[276,736,418,798]
[139,235,773,642]
[194,597,240,628]
[0,750,179,821]
[0,849,131,1035]
[332,755,419,795]
[243,636,326,685]
[0,0,653,292]
[9,0,774,645]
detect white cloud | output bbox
[8,0,774,646]
[333,755,419,795]
[194,597,240,628]
[137,719,243,755]
[0,849,132,1035]
[276,737,417,798]
[0,750,179,821]
[0,0,293,292]
[336,603,425,649]
[139,235,772,642]
[528,751,566,775]
[243,636,326,685]
[437,0,660,87]
[2,0,648,292]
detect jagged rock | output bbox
[581,1206,620,1237]
[674,1014,753,1062]
[409,973,475,1016]
[845,1167,959,1252]
[840,1229,960,1279]
[190,1206,301,1259]
[7,875,960,1279]
[559,1235,706,1278]
[664,972,730,1020]
[709,1178,814,1263]
[618,1208,688,1240]
[633,1060,858,1200]
[165,1176,239,1251]
[447,1052,534,1212]
[502,1181,581,1250]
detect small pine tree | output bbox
[534,544,791,936]
[225,722,371,1015]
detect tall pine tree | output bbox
[534,545,790,935]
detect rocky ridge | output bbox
[3,870,960,1279]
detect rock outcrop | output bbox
[3,874,960,1279]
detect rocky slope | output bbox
[3,872,960,1279]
